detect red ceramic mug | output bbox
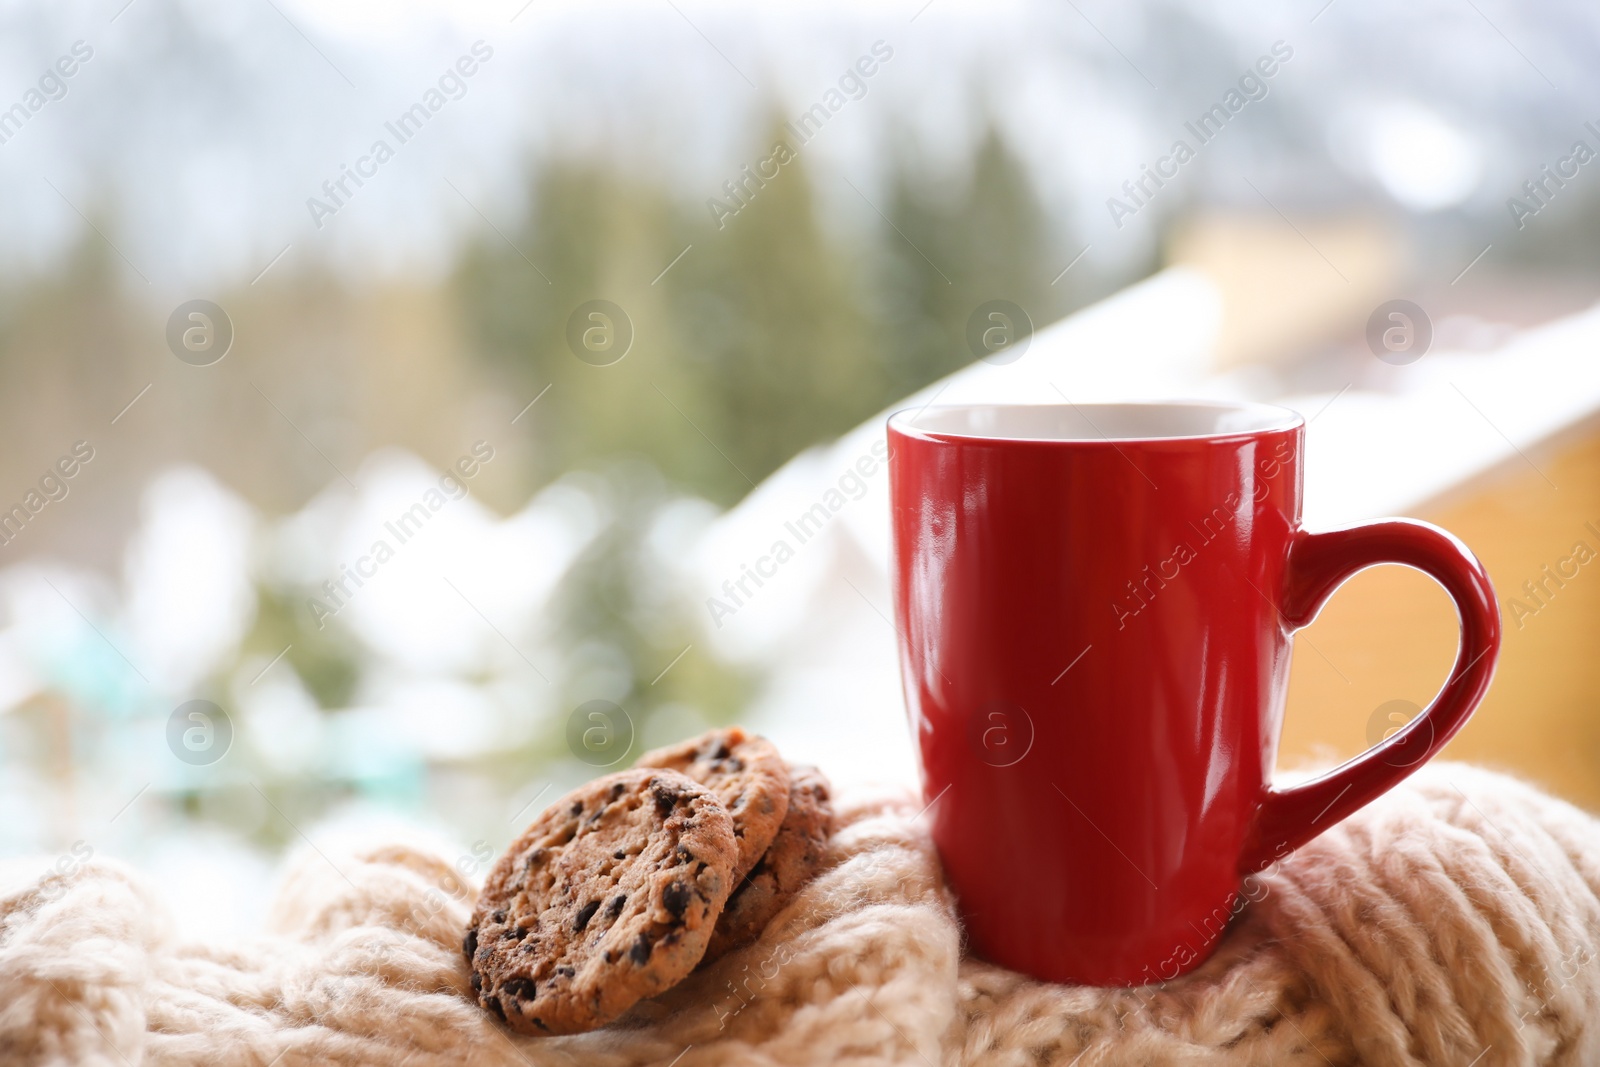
[887,401,1500,986]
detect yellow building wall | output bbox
[1279,423,1600,811]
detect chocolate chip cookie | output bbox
[465,768,737,1035]
[704,764,833,961]
[636,727,791,880]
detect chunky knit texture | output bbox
[2,762,1598,1067]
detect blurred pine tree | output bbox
[454,161,696,494]
[662,116,880,504]
[876,121,1074,399]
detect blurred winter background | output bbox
[3,0,1600,934]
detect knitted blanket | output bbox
[3,762,1598,1067]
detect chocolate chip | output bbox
[491,909,507,924]
[525,848,549,870]
[502,977,537,1001]
[606,893,627,918]
[470,971,482,992]
[488,997,506,1020]
[629,933,652,964]
[556,965,576,978]
[662,880,691,919]
[652,783,684,816]
[573,900,600,932]
[609,782,626,801]
[613,850,627,860]
[463,928,478,962]
[712,741,731,760]
[570,799,584,816]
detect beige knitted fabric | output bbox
[3,762,1598,1067]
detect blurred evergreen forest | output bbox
[456,118,1112,506]
[0,119,1118,521]
[0,119,1138,846]
[436,118,1123,816]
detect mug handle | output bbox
[1238,519,1502,873]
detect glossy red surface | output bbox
[888,402,1500,987]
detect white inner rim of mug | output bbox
[890,401,1303,443]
